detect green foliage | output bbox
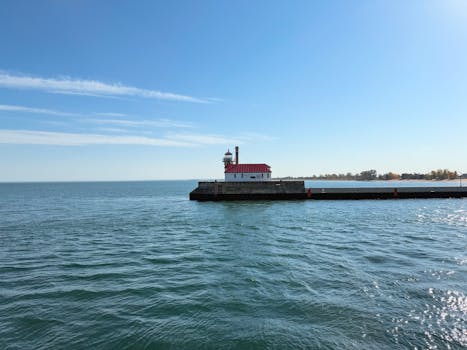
[357,170,377,181]
[279,169,461,181]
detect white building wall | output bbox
[225,172,272,182]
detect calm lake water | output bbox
[0,181,466,349]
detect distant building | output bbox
[223,146,271,182]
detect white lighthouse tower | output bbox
[223,149,233,169]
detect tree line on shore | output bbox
[279,169,466,181]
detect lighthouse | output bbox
[223,149,233,168]
[223,146,271,182]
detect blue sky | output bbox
[1,0,466,181]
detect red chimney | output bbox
[235,146,239,165]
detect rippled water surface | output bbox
[1,181,466,349]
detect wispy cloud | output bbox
[168,133,243,145]
[0,104,274,147]
[89,118,193,128]
[94,112,128,118]
[0,130,192,147]
[0,104,81,117]
[165,132,276,146]
[0,72,209,103]
[0,103,193,129]
[237,132,277,142]
[96,127,135,134]
[0,130,243,147]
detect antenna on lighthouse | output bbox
[235,146,239,165]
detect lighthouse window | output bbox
[234,174,236,178]
[241,173,244,178]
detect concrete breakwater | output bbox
[190,181,306,200]
[189,181,467,201]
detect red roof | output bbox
[225,163,271,173]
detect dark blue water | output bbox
[1,181,466,349]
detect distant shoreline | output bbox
[273,178,462,182]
